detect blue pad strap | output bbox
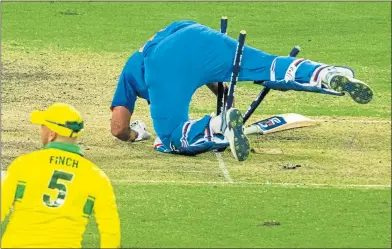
[179,141,228,156]
[154,136,229,156]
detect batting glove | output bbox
[130,120,152,142]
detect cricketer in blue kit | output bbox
[110,20,373,161]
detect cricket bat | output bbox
[244,113,317,135]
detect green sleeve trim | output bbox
[14,183,26,201]
[43,142,84,156]
[83,198,95,217]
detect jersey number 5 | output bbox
[43,170,74,208]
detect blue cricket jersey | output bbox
[110,20,197,112]
[110,51,148,112]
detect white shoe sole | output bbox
[329,75,373,104]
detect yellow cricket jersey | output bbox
[1,142,121,248]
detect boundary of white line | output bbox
[314,119,391,124]
[124,169,213,174]
[113,179,391,189]
[3,170,388,189]
[215,152,233,183]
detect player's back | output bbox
[2,142,108,248]
[141,20,197,57]
[116,20,198,106]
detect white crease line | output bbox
[215,152,233,183]
[117,169,213,174]
[314,119,391,124]
[113,179,391,189]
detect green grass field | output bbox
[1,2,391,248]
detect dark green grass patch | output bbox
[82,184,391,248]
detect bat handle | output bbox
[220,16,228,34]
[289,46,301,57]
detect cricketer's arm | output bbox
[206,82,232,107]
[111,106,139,142]
[94,171,121,248]
[206,82,225,95]
[1,159,20,222]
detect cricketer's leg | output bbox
[154,22,372,104]
[153,115,228,156]
[146,83,247,159]
[152,111,250,161]
[315,66,373,104]
[214,37,372,104]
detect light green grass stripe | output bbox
[113,179,391,189]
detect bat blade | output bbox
[244,113,317,135]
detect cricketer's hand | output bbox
[130,120,152,142]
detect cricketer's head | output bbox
[30,103,84,146]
